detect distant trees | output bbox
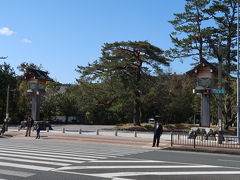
[169,0,238,129]
[76,41,170,125]
[0,1,239,128]
[0,63,17,122]
[168,0,210,62]
[0,60,196,125]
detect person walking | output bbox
[36,123,41,139]
[152,121,163,147]
[25,116,34,136]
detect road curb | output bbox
[164,146,240,155]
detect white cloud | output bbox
[0,27,15,36]
[22,38,32,44]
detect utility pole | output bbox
[218,36,224,144]
[237,1,240,144]
[5,85,9,120]
[4,85,10,132]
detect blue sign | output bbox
[211,89,226,94]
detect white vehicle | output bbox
[148,118,155,124]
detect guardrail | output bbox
[171,133,240,149]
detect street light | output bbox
[237,1,240,144]
[5,85,9,120]
[218,35,224,144]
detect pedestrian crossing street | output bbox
[0,139,240,180]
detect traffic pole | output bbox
[237,1,240,144]
[5,85,9,120]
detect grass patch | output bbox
[164,123,199,132]
[116,123,237,133]
[116,123,154,131]
[116,123,200,132]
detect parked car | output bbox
[148,118,155,124]
[19,121,53,130]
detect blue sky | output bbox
[0,0,190,83]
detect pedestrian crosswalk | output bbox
[55,160,240,180]
[0,139,152,179]
[0,139,240,180]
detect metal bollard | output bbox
[171,132,173,147]
[96,129,99,135]
[79,129,82,134]
[46,127,49,132]
[134,131,137,137]
[193,137,196,148]
[63,128,65,133]
[115,130,118,136]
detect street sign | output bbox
[211,89,226,94]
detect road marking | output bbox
[93,171,240,178]
[0,145,118,158]
[0,157,71,166]
[0,146,109,159]
[0,142,151,154]
[0,152,84,164]
[218,159,240,163]
[113,156,206,166]
[90,160,165,163]
[56,165,219,171]
[0,169,35,177]
[54,169,240,180]
[0,150,96,161]
[0,162,54,171]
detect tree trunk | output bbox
[133,98,141,126]
[65,115,69,124]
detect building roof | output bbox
[25,68,53,81]
[186,58,218,77]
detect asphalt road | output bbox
[0,138,239,180]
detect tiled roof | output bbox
[186,58,217,76]
[25,68,53,81]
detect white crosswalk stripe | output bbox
[56,165,220,171]
[0,157,71,166]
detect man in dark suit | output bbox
[25,116,34,136]
[152,121,163,147]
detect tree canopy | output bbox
[76,41,170,125]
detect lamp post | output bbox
[4,85,10,132]
[218,36,224,144]
[5,85,9,120]
[237,1,240,144]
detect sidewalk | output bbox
[2,128,240,155]
[3,128,170,149]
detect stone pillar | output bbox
[201,93,210,127]
[31,91,40,121]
